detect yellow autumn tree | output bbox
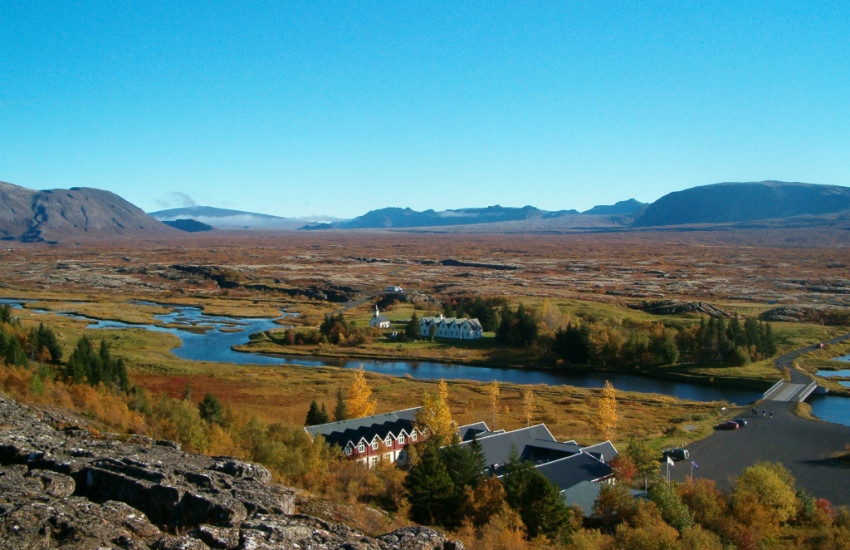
[346,366,376,418]
[488,380,500,429]
[540,298,566,335]
[415,379,455,445]
[596,380,617,441]
[522,387,534,427]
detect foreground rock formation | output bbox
[0,393,459,549]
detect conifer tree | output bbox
[502,449,574,540]
[404,440,456,526]
[199,392,224,425]
[406,312,420,339]
[333,386,347,421]
[304,399,329,426]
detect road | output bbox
[668,334,850,507]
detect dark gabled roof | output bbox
[457,421,490,442]
[457,424,555,468]
[304,407,421,448]
[535,451,614,492]
[523,439,582,463]
[560,481,602,517]
[580,441,618,463]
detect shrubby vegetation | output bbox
[551,315,776,369]
[272,312,379,347]
[4,316,847,550]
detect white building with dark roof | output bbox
[304,407,425,468]
[420,314,483,340]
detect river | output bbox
[3,298,849,422]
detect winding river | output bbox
[3,299,848,423]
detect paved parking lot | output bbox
[668,400,850,506]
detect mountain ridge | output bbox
[0,181,175,243]
[4,179,850,241]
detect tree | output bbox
[502,449,574,540]
[198,392,224,425]
[415,379,455,445]
[595,380,617,441]
[439,438,487,528]
[333,386,347,421]
[488,380,500,429]
[522,387,534,427]
[406,312,420,339]
[346,366,376,418]
[64,336,128,391]
[30,323,62,363]
[623,439,660,483]
[540,298,565,334]
[592,482,636,532]
[404,440,456,526]
[553,322,591,364]
[733,461,798,527]
[648,483,694,532]
[305,399,329,426]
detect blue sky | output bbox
[2,2,849,219]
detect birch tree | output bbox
[596,380,618,441]
[346,366,376,418]
[416,379,455,445]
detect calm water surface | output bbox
[3,298,849,422]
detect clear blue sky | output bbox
[3,2,849,218]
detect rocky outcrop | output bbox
[631,300,730,318]
[0,393,460,549]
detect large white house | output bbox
[420,314,483,340]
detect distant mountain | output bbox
[301,205,581,230]
[633,181,850,227]
[162,219,213,232]
[149,206,328,230]
[583,199,646,215]
[0,181,174,243]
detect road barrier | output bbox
[797,380,819,402]
[763,379,785,400]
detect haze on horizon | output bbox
[2,3,849,219]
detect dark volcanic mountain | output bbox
[633,181,850,227]
[0,181,175,243]
[149,206,318,230]
[583,198,646,215]
[302,204,581,230]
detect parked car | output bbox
[733,417,748,427]
[662,447,690,461]
[715,420,740,430]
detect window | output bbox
[411,432,418,441]
[372,439,379,450]
[358,442,365,453]
[398,434,405,445]
[385,436,392,447]
[345,445,352,456]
